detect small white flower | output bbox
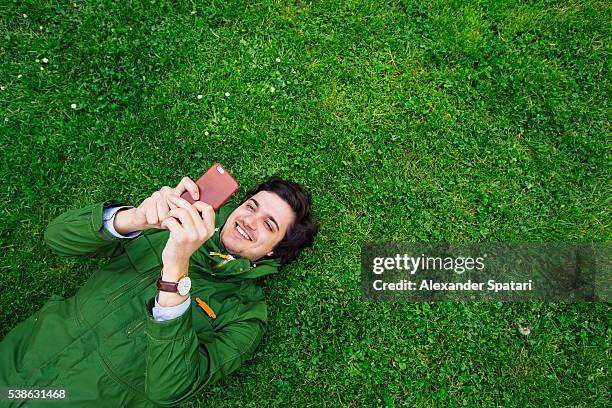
[275,57,281,63]
[40,67,44,70]
[42,58,49,64]
[0,85,5,91]
[36,59,40,63]
[270,86,275,93]
[204,131,209,136]
[224,92,230,97]
[191,10,196,14]
[197,94,203,100]
[23,14,28,18]
[518,325,531,336]
[70,103,77,109]
[39,26,43,30]
[17,74,22,79]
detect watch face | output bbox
[177,276,192,296]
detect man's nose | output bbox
[243,215,257,231]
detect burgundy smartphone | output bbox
[180,163,240,211]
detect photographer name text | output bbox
[372,279,533,292]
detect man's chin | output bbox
[221,236,243,255]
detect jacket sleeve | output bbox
[142,297,266,406]
[44,199,136,258]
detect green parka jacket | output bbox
[0,199,281,407]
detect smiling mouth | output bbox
[235,222,253,241]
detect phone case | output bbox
[180,163,240,211]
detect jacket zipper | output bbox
[212,258,233,270]
[108,274,152,304]
[126,320,145,336]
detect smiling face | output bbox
[220,191,296,261]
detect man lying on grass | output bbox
[0,176,318,407]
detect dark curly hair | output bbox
[238,176,318,265]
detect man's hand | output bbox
[113,177,200,235]
[160,195,216,276]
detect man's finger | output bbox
[160,186,178,211]
[166,208,192,227]
[192,201,215,232]
[161,216,183,233]
[174,176,199,200]
[167,195,201,218]
[156,195,169,222]
[167,196,207,237]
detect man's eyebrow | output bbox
[250,198,279,231]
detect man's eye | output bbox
[247,204,254,210]
[266,222,272,231]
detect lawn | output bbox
[0,0,610,406]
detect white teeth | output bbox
[236,224,250,240]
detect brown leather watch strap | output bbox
[156,277,178,293]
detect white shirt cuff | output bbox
[152,295,191,321]
[103,206,142,239]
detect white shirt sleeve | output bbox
[103,205,143,239]
[152,295,191,321]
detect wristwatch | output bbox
[156,268,192,296]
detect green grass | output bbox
[1,0,610,406]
